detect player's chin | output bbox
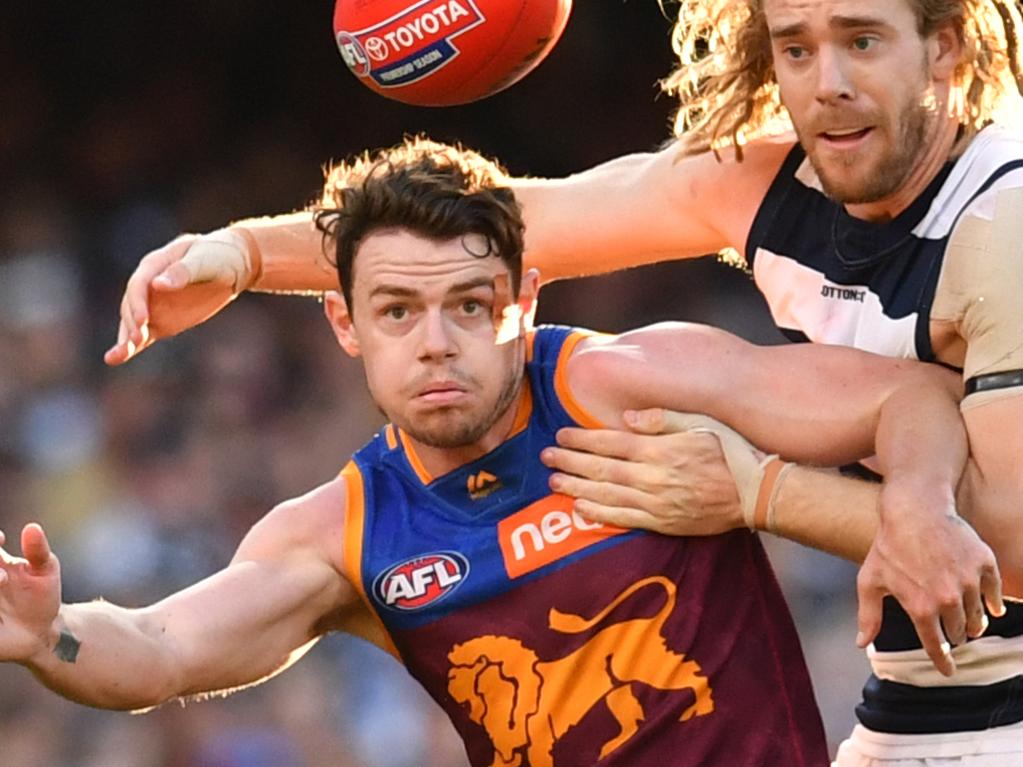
[404,410,488,448]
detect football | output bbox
[333,0,573,106]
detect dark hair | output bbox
[313,137,525,310]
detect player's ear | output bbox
[927,18,962,82]
[324,290,361,357]
[518,268,540,330]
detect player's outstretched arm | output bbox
[107,138,792,365]
[105,212,334,366]
[515,138,791,282]
[4,478,358,710]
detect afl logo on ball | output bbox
[335,32,371,75]
[373,552,470,611]
[335,0,486,88]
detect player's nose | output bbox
[418,309,457,359]
[815,46,855,104]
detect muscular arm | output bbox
[960,400,1023,596]
[515,138,790,282]
[7,478,359,710]
[931,186,1023,595]
[566,322,966,478]
[241,139,789,288]
[561,323,999,672]
[107,139,791,364]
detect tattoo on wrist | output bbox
[53,629,81,664]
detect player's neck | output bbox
[844,112,960,223]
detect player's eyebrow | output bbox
[448,277,495,295]
[368,277,495,300]
[769,15,892,39]
[369,285,419,299]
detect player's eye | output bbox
[384,305,408,321]
[783,45,808,60]
[461,300,482,315]
[852,36,877,52]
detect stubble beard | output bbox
[398,342,525,449]
[803,89,933,205]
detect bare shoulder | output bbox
[564,323,736,425]
[929,185,1023,379]
[232,475,349,573]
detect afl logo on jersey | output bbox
[373,552,470,611]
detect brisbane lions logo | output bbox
[446,576,714,767]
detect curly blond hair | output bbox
[664,0,1023,158]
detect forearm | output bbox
[874,381,967,521]
[231,211,339,294]
[767,466,879,562]
[25,603,181,711]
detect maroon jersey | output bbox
[341,326,828,766]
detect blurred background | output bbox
[0,1,867,764]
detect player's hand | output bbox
[104,228,260,366]
[0,524,63,663]
[856,480,1004,677]
[540,408,746,535]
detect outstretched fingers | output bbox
[912,613,956,677]
[855,568,885,650]
[105,234,197,366]
[21,524,56,576]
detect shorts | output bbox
[832,721,1023,767]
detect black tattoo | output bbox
[53,630,81,663]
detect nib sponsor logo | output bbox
[373,552,470,611]
[335,0,485,88]
[498,495,627,579]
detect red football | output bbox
[333,0,573,106]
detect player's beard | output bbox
[801,83,933,205]
[402,367,523,449]
[395,336,526,449]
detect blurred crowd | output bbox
[1,2,868,764]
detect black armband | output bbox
[964,369,1023,397]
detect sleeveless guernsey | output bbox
[339,325,828,766]
[747,125,1023,734]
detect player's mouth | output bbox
[415,381,469,405]
[818,127,874,148]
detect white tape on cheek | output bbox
[491,272,522,345]
[495,304,523,345]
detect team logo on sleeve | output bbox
[373,552,470,611]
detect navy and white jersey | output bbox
[746,124,1023,735]
[747,125,1023,362]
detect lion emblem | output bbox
[446,576,713,767]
